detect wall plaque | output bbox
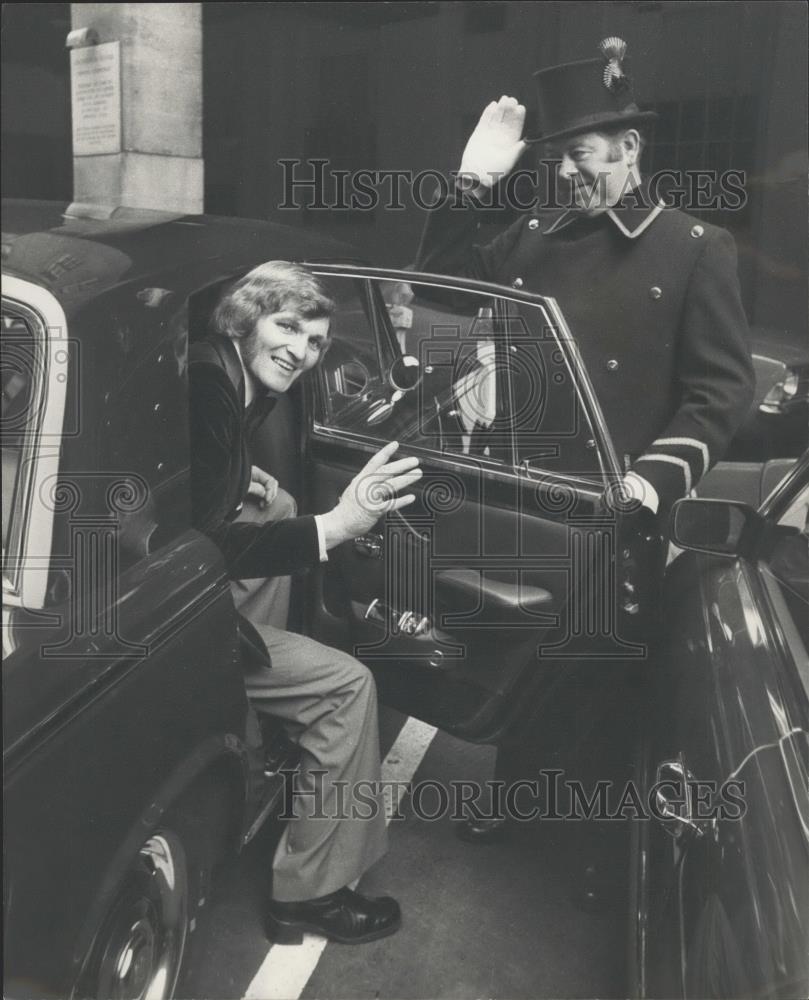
[70,41,122,156]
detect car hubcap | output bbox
[87,832,188,1000]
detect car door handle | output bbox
[653,757,714,842]
[354,533,383,558]
[363,599,430,636]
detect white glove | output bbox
[458,96,527,191]
[319,441,422,549]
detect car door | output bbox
[299,266,655,742]
[634,461,809,999]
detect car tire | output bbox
[74,777,232,1000]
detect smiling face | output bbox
[554,129,639,214]
[240,309,331,395]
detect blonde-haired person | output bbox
[190,260,421,943]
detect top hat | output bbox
[526,38,657,145]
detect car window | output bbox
[506,302,605,481]
[313,275,605,482]
[1,309,45,592]
[316,277,393,430]
[777,484,809,534]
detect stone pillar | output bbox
[69,3,202,213]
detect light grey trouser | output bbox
[231,494,388,901]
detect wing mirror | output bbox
[671,497,764,558]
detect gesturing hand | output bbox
[247,465,279,508]
[458,96,527,191]
[320,441,422,549]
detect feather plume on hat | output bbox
[600,36,629,92]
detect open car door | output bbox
[301,266,652,742]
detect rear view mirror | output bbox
[671,497,763,558]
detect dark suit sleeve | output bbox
[415,188,525,285]
[189,362,319,579]
[633,228,755,509]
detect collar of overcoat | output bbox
[541,179,665,238]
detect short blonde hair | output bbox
[212,261,335,340]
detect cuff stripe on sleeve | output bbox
[652,437,710,478]
[635,453,692,494]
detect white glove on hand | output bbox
[320,441,422,549]
[458,96,527,191]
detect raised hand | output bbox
[458,96,527,191]
[320,441,422,548]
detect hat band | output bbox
[540,104,644,139]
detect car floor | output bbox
[183,705,632,1000]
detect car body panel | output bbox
[2,199,359,320]
[2,218,264,995]
[635,457,809,999]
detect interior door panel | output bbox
[305,432,638,739]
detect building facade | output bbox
[2,1,807,340]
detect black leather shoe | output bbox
[266,887,401,945]
[455,816,508,844]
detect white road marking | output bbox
[243,717,438,1000]
[380,716,439,822]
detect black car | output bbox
[727,328,809,461]
[3,199,807,999]
[634,455,809,999]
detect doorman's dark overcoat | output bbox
[416,188,755,512]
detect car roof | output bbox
[1,199,362,316]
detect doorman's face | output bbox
[556,131,635,214]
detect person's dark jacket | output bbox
[416,183,756,513]
[189,333,319,580]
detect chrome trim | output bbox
[354,534,383,558]
[542,297,623,482]
[310,423,605,501]
[2,278,70,609]
[243,784,286,845]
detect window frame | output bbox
[308,265,622,492]
[2,276,70,609]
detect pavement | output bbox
[181,706,631,1000]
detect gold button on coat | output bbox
[606,359,619,371]
[650,286,662,299]
[690,225,704,238]
[528,219,539,230]
[512,277,524,288]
